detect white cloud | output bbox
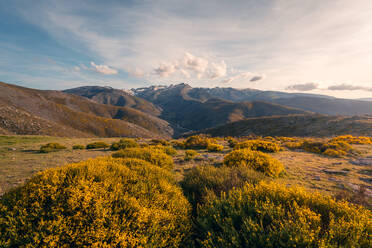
[182,52,209,75]
[153,62,177,77]
[89,62,118,75]
[127,67,145,77]
[286,82,319,91]
[209,60,227,79]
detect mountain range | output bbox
[1,81,372,137]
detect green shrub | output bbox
[206,143,224,152]
[39,143,67,153]
[112,147,174,170]
[234,139,282,153]
[110,138,139,150]
[223,149,284,177]
[181,165,266,212]
[86,141,109,149]
[195,182,372,248]
[0,157,191,247]
[72,144,85,150]
[184,150,199,161]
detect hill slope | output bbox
[63,86,162,116]
[132,83,309,132]
[0,82,172,138]
[194,114,372,137]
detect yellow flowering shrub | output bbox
[112,147,174,170]
[234,139,282,153]
[183,135,215,149]
[223,149,284,177]
[301,140,355,157]
[206,143,224,152]
[330,135,372,144]
[181,165,266,212]
[110,138,139,150]
[0,157,191,247]
[185,150,199,161]
[195,182,372,248]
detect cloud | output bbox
[209,60,227,79]
[221,71,265,84]
[90,62,118,75]
[127,67,145,78]
[182,52,209,75]
[152,52,228,80]
[153,62,177,77]
[286,82,319,91]
[327,84,372,91]
[250,75,266,82]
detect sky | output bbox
[1,0,372,99]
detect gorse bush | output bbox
[206,143,224,152]
[0,157,191,247]
[195,182,372,248]
[39,143,66,153]
[330,135,372,144]
[110,138,139,150]
[112,147,174,170]
[184,135,215,149]
[223,149,284,177]
[86,141,109,149]
[150,139,170,146]
[234,139,282,153]
[301,140,355,157]
[152,145,177,156]
[72,144,85,150]
[181,165,267,212]
[185,150,199,161]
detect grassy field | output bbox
[1,135,371,208]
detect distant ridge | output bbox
[191,114,372,137]
[132,83,309,132]
[132,83,372,116]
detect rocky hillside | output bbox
[64,86,162,116]
[0,82,172,138]
[132,83,309,132]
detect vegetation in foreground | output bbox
[0,134,371,247]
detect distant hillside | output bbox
[64,86,162,116]
[133,83,309,132]
[193,114,372,137]
[133,83,372,116]
[0,82,172,138]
